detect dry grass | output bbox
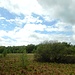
[0,53,75,75]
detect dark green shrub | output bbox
[26,44,36,53]
[34,42,70,62]
[57,56,75,64]
[34,44,51,62]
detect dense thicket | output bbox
[34,42,75,63]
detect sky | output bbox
[0,0,75,46]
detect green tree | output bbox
[26,44,36,53]
[0,46,5,53]
[34,42,68,62]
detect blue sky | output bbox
[0,0,75,46]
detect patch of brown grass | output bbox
[0,53,75,75]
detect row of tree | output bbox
[0,42,75,54]
[0,44,37,53]
[1,41,75,63]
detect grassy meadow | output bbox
[0,53,75,75]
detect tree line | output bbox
[0,44,37,53]
[1,41,75,63]
[0,42,75,54]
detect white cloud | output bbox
[7,23,46,39]
[0,30,7,37]
[72,25,75,33]
[45,21,72,32]
[24,15,43,24]
[0,25,74,46]
[0,23,46,46]
[37,0,75,24]
[72,25,75,41]
[43,15,53,21]
[0,0,74,46]
[0,37,3,41]
[24,24,46,32]
[1,23,72,46]
[6,15,43,27]
[0,18,73,46]
[0,16,5,20]
[0,0,44,15]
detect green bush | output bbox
[2,49,7,57]
[34,43,51,62]
[20,49,29,69]
[57,56,75,64]
[34,42,72,63]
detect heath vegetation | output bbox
[0,41,75,75]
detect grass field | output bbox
[0,53,75,75]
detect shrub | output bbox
[20,49,29,69]
[57,55,75,64]
[34,43,52,62]
[34,42,70,63]
[2,49,7,57]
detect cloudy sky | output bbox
[0,0,75,46]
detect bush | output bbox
[57,55,75,64]
[34,43,52,62]
[20,49,29,69]
[34,42,71,63]
[2,49,7,57]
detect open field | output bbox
[0,53,75,75]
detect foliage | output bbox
[26,44,37,53]
[57,55,75,63]
[0,45,37,54]
[34,43,51,62]
[0,41,75,63]
[0,46,5,53]
[34,42,75,63]
[20,49,29,69]
[2,48,7,57]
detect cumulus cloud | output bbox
[0,30,7,37]
[0,0,44,15]
[37,0,75,24]
[0,16,73,46]
[0,16,5,20]
[6,14,43,28]
[0,0,74,46]
[0,23,46,46]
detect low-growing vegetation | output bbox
[0,41,75,74]
[20,49,29,69]
[0,53,75,75]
